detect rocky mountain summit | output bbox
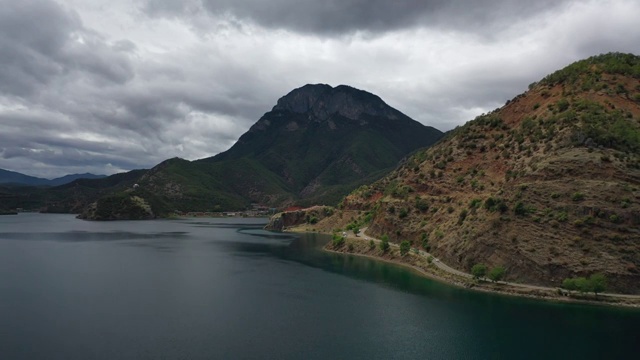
[272,84,402,121]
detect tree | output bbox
[332,233,345,248]
[421,233,430,251]
[575,277,592,294]
[589,273,607,296]
[380,235,390,253]
[471,263,487,279]
[400,241,410,256]
[368,239,375,250]
[562,278,577,291]
[488,266,506,282]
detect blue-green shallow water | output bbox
[1,214,638,359]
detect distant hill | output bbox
[335,53,640,293]
[0,169,145,213]
[0,168,105,186]
[130,84,443,212]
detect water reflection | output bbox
[0,231,190,242]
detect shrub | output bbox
[421,233,430,250]
[458,209,468,224]
[556,211,568,222]
[556,99,570,112]
[572,192,585,201]
[488,266,506,282]
[469,199,482,209]
[380,235,390,253]
[369,239,375,250]
[472,263,488,279]
[514,202,528,216]
[415,198,429,211]
[400,241,411,256]
[332,233,345,248]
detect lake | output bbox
[1,214,638,359]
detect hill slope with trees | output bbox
[335,53,640,294]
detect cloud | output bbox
[0,0,134,99]
[143,0,571,36]
[0,0,639,179]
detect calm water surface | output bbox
[1,214,638,359]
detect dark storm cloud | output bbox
[144,0,570,35]
[1,0,639,179]
[0,0,133,99]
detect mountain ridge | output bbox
[0,168,106,187]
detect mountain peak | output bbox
[273,83,398,121]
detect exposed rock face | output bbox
[264,206,335,231]
[272,84,400,121]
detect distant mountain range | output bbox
[0,168,106,186]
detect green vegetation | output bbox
[420,233,430,251]
[332,233,345,248]
[380,235,390,253]
[415,197,429,211]
[400,241,411,256]
[471,263,488,279]
[484,197,508,213]
[369,239,375,250]
[514,202,529,216]
[572,192,585,202]
[458,209,468,224]
[539,53,640,87]
[488,266,506,282]
[562,273,607,296]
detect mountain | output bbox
[128,84,443,212]
[335,53,640,293]
[47,173,107,186]
[0,168,106,186]
[0,169,145,213]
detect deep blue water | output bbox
[0,213,638,359]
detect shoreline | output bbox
[285,226,640,309]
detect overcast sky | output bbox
[1,0,639,178]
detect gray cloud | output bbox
[1,0,639,179]
[144,0,571,36]
[0,0,134,99]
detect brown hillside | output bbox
[337,53,640,294]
